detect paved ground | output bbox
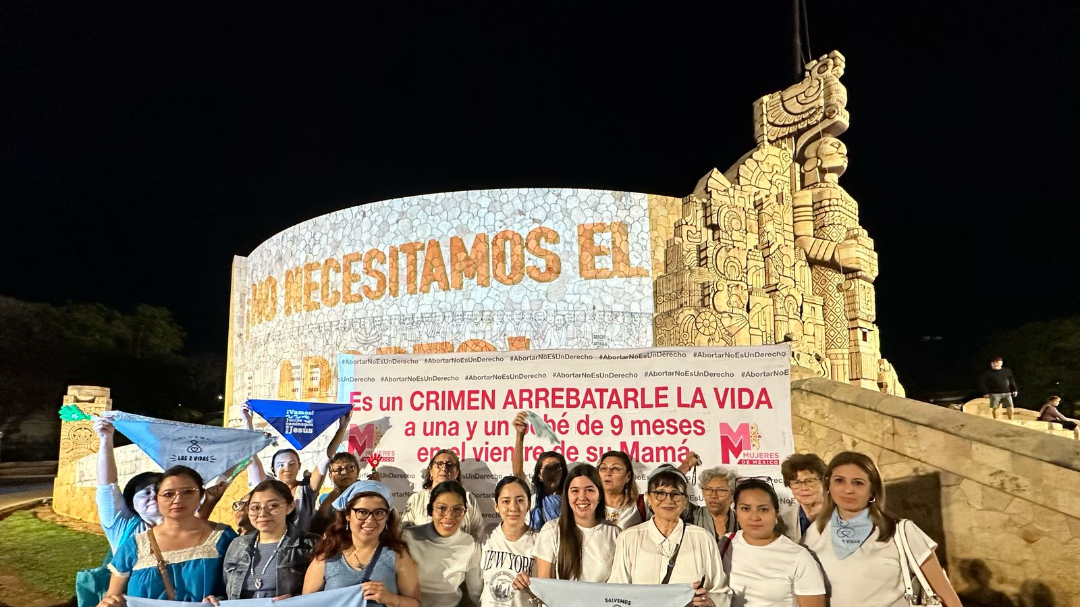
[0,481,52,511]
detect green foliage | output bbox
[979,316,1080,417]
[0,296,223,460]
[0,511,109,601]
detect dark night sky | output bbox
[3,2,1078,396]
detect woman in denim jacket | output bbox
[217,480,319,601]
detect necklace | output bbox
[345,547,373,570]
[250,533,287,590]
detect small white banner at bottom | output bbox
[529,578,694,607]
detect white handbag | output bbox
[893,519,942,606]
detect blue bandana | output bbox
[831,508,873,560]
[333,480,394,510]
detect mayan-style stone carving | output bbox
[654,51,902,395]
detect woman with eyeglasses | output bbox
[231,490,256,535]
[725,479,824,607]
[243,404,352,533]
[481,476,537,607]
[215,480,319,601]
[609,467,731,607]
[400,449,485,538]
[512,412,568,528]
[403,480,483,607]
[803,452,961,607]
[526,464,620,583]
[312,452,363,534]
[779,454,827,543]
[597,451,646,529]
[680,465,740,550]
[97,466,238,606]
[303,480,421,607]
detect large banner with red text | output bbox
[335,343,793,524]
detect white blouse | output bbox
[608,518,731,606]
[804,518,937,607]
[726,531,824,607]
[532,519,620,583]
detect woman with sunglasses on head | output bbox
[480,476,537,607]
[97,466,238,607]
[522,464,620,585]
[609,468,731,607]
[244,405,352,534]
[303,480,421,607]
[511,412,568,529]
[400,449,485,538]
[725,479,824,607]
[230,490,256,535]
[780,453,827,543]
[403,480,483,607]
[803,452,961,607]
[215,480,319,602]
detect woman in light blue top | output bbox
[303,480,420,607]
[98,466,237,606]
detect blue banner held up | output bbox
[247,399,353,450]
[107,411,274,483]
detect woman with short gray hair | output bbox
[680,459,740,553]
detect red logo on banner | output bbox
[719,423,762,464]
[366,453,382,470]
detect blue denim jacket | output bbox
[223,525,319,599]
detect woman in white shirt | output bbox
[726,478,824,607]
[521,464,620,583]
[609,468,731,607]
[803,452,961,607]
[598,451,645,529]
[403,480,483,607]
[400,449,484,538]
[480,477,536,607]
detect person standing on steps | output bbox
[978,357,1019,420]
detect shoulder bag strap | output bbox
[360,544,385,583]
[898,521,940,604]
[146,528,177,601]
[660,524,687,584]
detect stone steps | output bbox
[963,398,1079,440]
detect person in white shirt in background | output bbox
[403,480,483,607]
[400,449,484,538]
[726,478,824,607]
[803,452,961,607]
[517,464,619,585]
[598,451,645,529]
[609,467,731,607]
[480,476,537,607]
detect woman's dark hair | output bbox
[123,471,163,514]
[599,451,639,504]
[495,475,532,502]
[780,453,827,486]
[270,448,300,473]
[556,464,607,581]
[330,452,361,467]
[312,491,408,560]
[816,451,896,541]
[422,449,461,490]
[250,479,294,504]
[647,469,688,494]
[532,451,568,496]
[426,480,468,516]
[733,479,786,535]
[159,466,205,495]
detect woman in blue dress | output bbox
[98,465,237,606]
[302,480,420,607]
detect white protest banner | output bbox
[528,578,695,607]
[337,344,793,522]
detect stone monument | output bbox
[654,51,903,395]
